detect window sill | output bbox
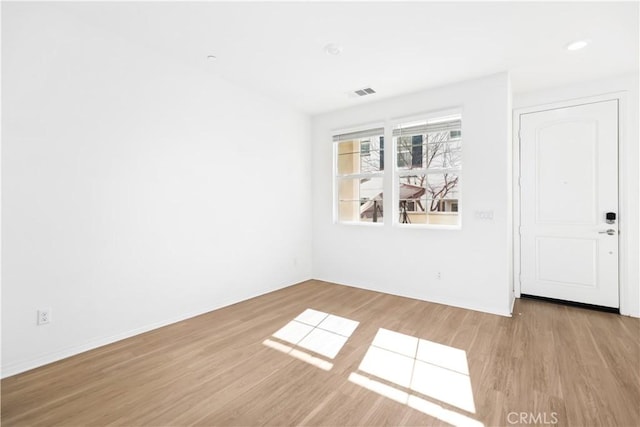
[394,223,462,231]
[336,221,385,227]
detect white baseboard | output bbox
[317,277,513,318]
[2,307,214,378]
[423,294,513,318]
[1,279,309,379]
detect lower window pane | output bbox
[339,177,384,223]
[425,199,459,225]
[426,173,459,225]
[427,173,459,200]
[398,174,460,225]
[399,175,426,224]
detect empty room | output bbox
[1,1,639,426]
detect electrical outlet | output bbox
[37,308,51,325]
[436,271,442,280]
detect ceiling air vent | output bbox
[353,87,376,97]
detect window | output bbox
[334,112,461,228]
[335,127,384,223]
[394,114,461,226]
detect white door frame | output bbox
[513,91,631,314]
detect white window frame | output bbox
[391,108,463,230]
[333,123,386,226]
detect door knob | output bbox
[598,229,616,235]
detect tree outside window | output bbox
[395,115,462,226]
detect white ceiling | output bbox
[57,1,638,115]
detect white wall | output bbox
[514,73,640,317]
[311,73,513,317]
[1,3,312,377]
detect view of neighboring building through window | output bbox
[394,114,461,226]
[334,112,461,227]
[335,127,385,223]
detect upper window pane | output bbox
[396,135,425,169]
[394,116,461,171]
[360,137,384,173]
[427,137,461,170]
[335,129,385,175]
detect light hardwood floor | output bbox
[2,280,639,426]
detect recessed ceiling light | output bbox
[324,43,343,56]
[207,55,217,61]
[566,40,590,51]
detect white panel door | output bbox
[520,100,619,308]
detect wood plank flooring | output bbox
[2,280,639,426]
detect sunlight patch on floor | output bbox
[264,308,360,370]
[350,327,480,425]
[263,339,334,371]
[349,372,484,427]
